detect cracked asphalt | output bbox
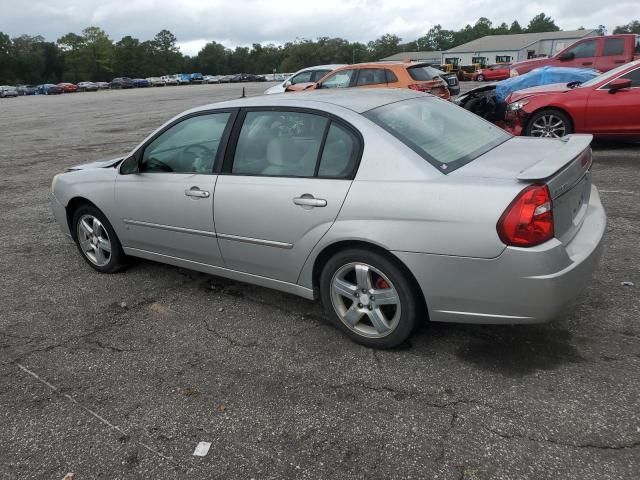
[1,82,639,480]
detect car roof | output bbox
[298,64,346,72]
[191,88,427,114]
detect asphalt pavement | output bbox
[0,82,639,479]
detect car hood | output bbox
[506,82,571,102]
[68,156,124,171]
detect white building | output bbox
[441,30,598,66]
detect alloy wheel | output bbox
[330,262,401,338]
[77,214,112,267]
[529,114,567,138]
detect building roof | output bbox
[443,30,596,53]
[380,51,443,62]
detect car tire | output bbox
[319,248,421,349]
[476,74,484,81]
[524,109,573,138]
[72,205,128,273]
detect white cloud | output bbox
[0,0,636,48]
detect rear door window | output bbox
[356,69,387,86]
[317,123,359,178]
[603,38,625,56]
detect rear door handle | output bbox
[293,194,327,208]
[614,59,625,64]
[185,187,210,198]
[582,62,593,66]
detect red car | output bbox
[472,64,511,82]
[504,60,640,139]
[57,82,78,93]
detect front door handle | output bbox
[185,187,210,198]
[293,194,327,208]
[582,62,593,66]
[614,59,625,64]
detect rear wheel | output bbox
[525,109,573,138]
[72,205,128,273]
[320,249,420,349]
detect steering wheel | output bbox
[143,157,173,172]
[179,144,214,172]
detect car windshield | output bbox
[408,65,443,81]
[578,62,639,88]
[366,97,510,173]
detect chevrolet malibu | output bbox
[50,89,606,348]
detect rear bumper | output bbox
[50,193,71,238]
[394,186,606,324]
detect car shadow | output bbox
[413,321,585,378]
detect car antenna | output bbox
[241,87,245,98]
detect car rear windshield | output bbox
[407,65,443,81]
[365,97,510,173]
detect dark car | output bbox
[17,85,37,96]
[190,73,204,84]
[110,77,135,89]
[36,84,63,95]
[132,78,150,88]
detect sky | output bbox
[0,0,636,55]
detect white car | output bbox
[264,65,346,94]
[204,75,220,84]
[147,77,166,87]
[161,75,178,86]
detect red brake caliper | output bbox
[375,277,390,289]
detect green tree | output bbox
[114,36,144,76]
[57,32,85,81]
[195,40,229,74]
[81,27,113,81]
[526,13,560,33]
[152,29,182,74]
[367,33,402,60]
[613,20,640,34]
[509,21,524,33]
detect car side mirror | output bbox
[120,155,139,174]
[608,78,632,93]
[283,80,291,88]
[559,52,575,61]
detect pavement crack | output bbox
[486,427,640,450]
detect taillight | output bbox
[497,184,554,247]
[408,83,431,92]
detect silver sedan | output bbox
[50,89,606,348]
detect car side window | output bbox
[320,69,355,88]
[318,123,358,178]
[619,68,640,87]
[603,38,625,56]
[356,69,387,86]
[310,69,331,82]
[566,40,597,59]
[290,71,312,85]
[232,111,328,177]
[385,69,398,83]
[140,113,231,173]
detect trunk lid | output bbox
[454,134,593,246]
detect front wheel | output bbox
[72,205,128,273]
[525,109,573,138]
[320,249,421,349]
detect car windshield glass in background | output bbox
[310,70,331,82]
[366,97,510,173]
[407,66,441,81]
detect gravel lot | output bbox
[1,83,639,480]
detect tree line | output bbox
[1,14,638,85]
